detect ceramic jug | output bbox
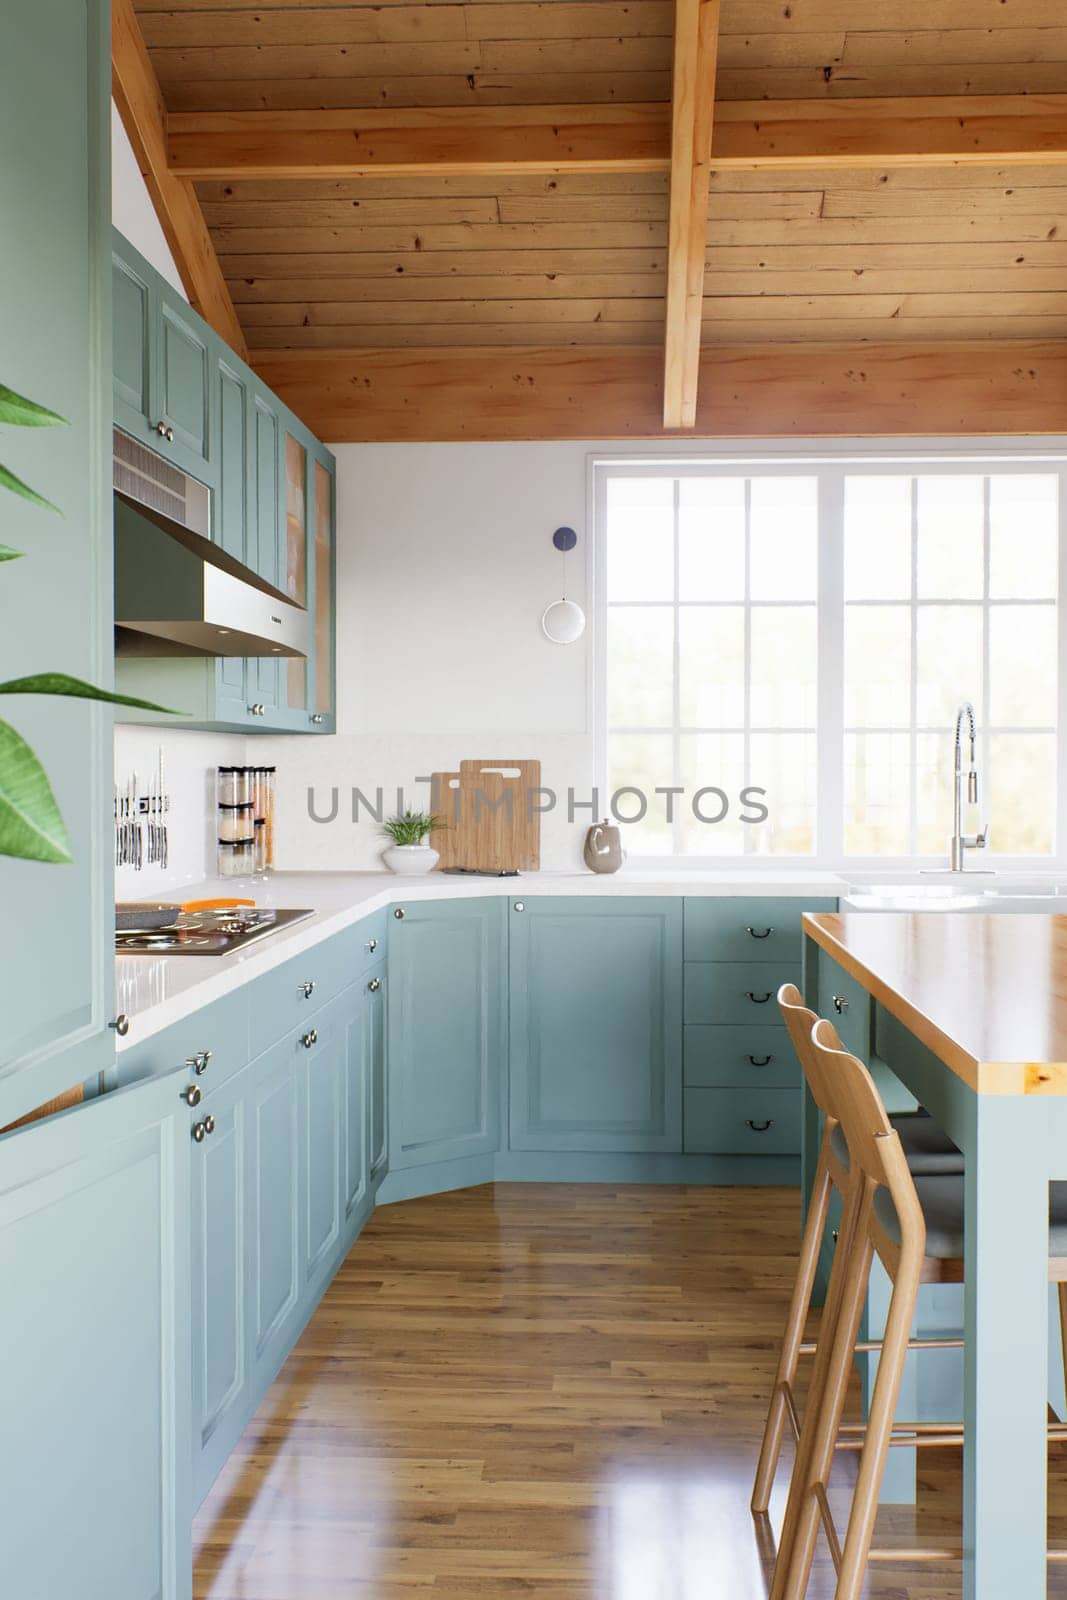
[583,820,626,874]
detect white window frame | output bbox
[590,445,1067,871]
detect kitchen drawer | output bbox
[684,962,796,1026]
[684,1086,802,1156]
[684,1024,797,1089]
[684,897,836,964]
[249,917,383,1058]
[114,990,249,1097]
[816,957,872,1061]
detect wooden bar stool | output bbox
[751,982,964,1514]
[770,1020,1067,1600]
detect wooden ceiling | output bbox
[116,0,1067,440]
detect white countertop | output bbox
[115,867,846,1046]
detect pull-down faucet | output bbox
[948,700,991,872]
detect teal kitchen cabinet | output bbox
[112,233,211,482]
[190,1058,250,1505]
[364,959,388,1186]
[298,995,345,1294]
[0,0,117,1125]
[246,1031,302,1392]
[508,898,683,1153]
[388,899,505,1170]
[680,896,835,1159]
[1,1067,192,1600]
[111,232,337,735]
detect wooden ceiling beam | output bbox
[112,0,247,357]
[250,342,1067,445]
[167,105,671,179]
[663,0,721,429]
[166,94,1067,181]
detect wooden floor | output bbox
[194,1183,1067,1598]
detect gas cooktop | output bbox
[116,906,314,955]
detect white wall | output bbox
[270,441,599,872]
[110,100,185,296]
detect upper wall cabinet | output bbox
[112,242,211,481]
[0,0,117,1123]
[112,231,336,735]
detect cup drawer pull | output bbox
[746,926,774,940]
[746,1119,774,1133]
[747,1054,774,1067]
[746,991,773,1004]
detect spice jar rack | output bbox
[217,766,275,878]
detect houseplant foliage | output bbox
[0,381,177,864]
[381,809,446,876]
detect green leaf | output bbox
[0,460,61,513]
[0,672,184,715]
[0,544,23,561]
[0,384,66,429]
[0,716,72,864]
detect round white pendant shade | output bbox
[541,598,586,644]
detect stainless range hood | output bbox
[113,444,308,660]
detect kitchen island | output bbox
[803,911,1067,1600]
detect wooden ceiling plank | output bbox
[113,0,247,356]
[663,0,721,429]
[247,342,1067,444]
[168,95,1067,181]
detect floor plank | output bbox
[194,1182,1067,1598]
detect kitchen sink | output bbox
[841,872,1067,913]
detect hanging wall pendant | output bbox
[541,525,586,644]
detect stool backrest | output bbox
[778,983,837,1118]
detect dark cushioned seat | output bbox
[831,1111,963,1177]
[873,1175,1067,1258]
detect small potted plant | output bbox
[381,809,445,875]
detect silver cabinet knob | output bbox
[310,713,325,724]
[156,420,166,436]
[247,703,266,717]
[166,426,174,442]
[302,1029,318,1048]
[368,976,381,993]
[394,908,405,920]
[182,1084,202,1107]
[832,994,849,1014]
[302,980,315,999]
[186,1049,212,1075]
[367,938,378,952]
[109,1013,130,1037]
[203,1114,216,1135]
[513,901,525,912]
[192,1121,207,1143]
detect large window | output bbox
[596,460,1063,863]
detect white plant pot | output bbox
[382,843,439,875]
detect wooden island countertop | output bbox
[804,911,1067,1096]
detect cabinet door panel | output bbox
[216,359,249,563]
[248,1043,299,1370]
[0,0,114,1124]
[509,899,682,1153]
[190,1070,246,1478]
[113,249,152,433]
[388,900,504,1169]
[0,1069,191,1600]
[365,964,387,1183]
[301,1014,342,1285]
[159,295,210,469]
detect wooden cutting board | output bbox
[429,759,541,872]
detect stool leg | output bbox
[752,1146,836,1513]
[769,1179,869,1600]
[777,1207,875,1600]
[835,1244,924,1600]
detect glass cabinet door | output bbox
[313,459,334,722]
[284,432,308,712]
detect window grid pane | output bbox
[603,465,1059,860]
